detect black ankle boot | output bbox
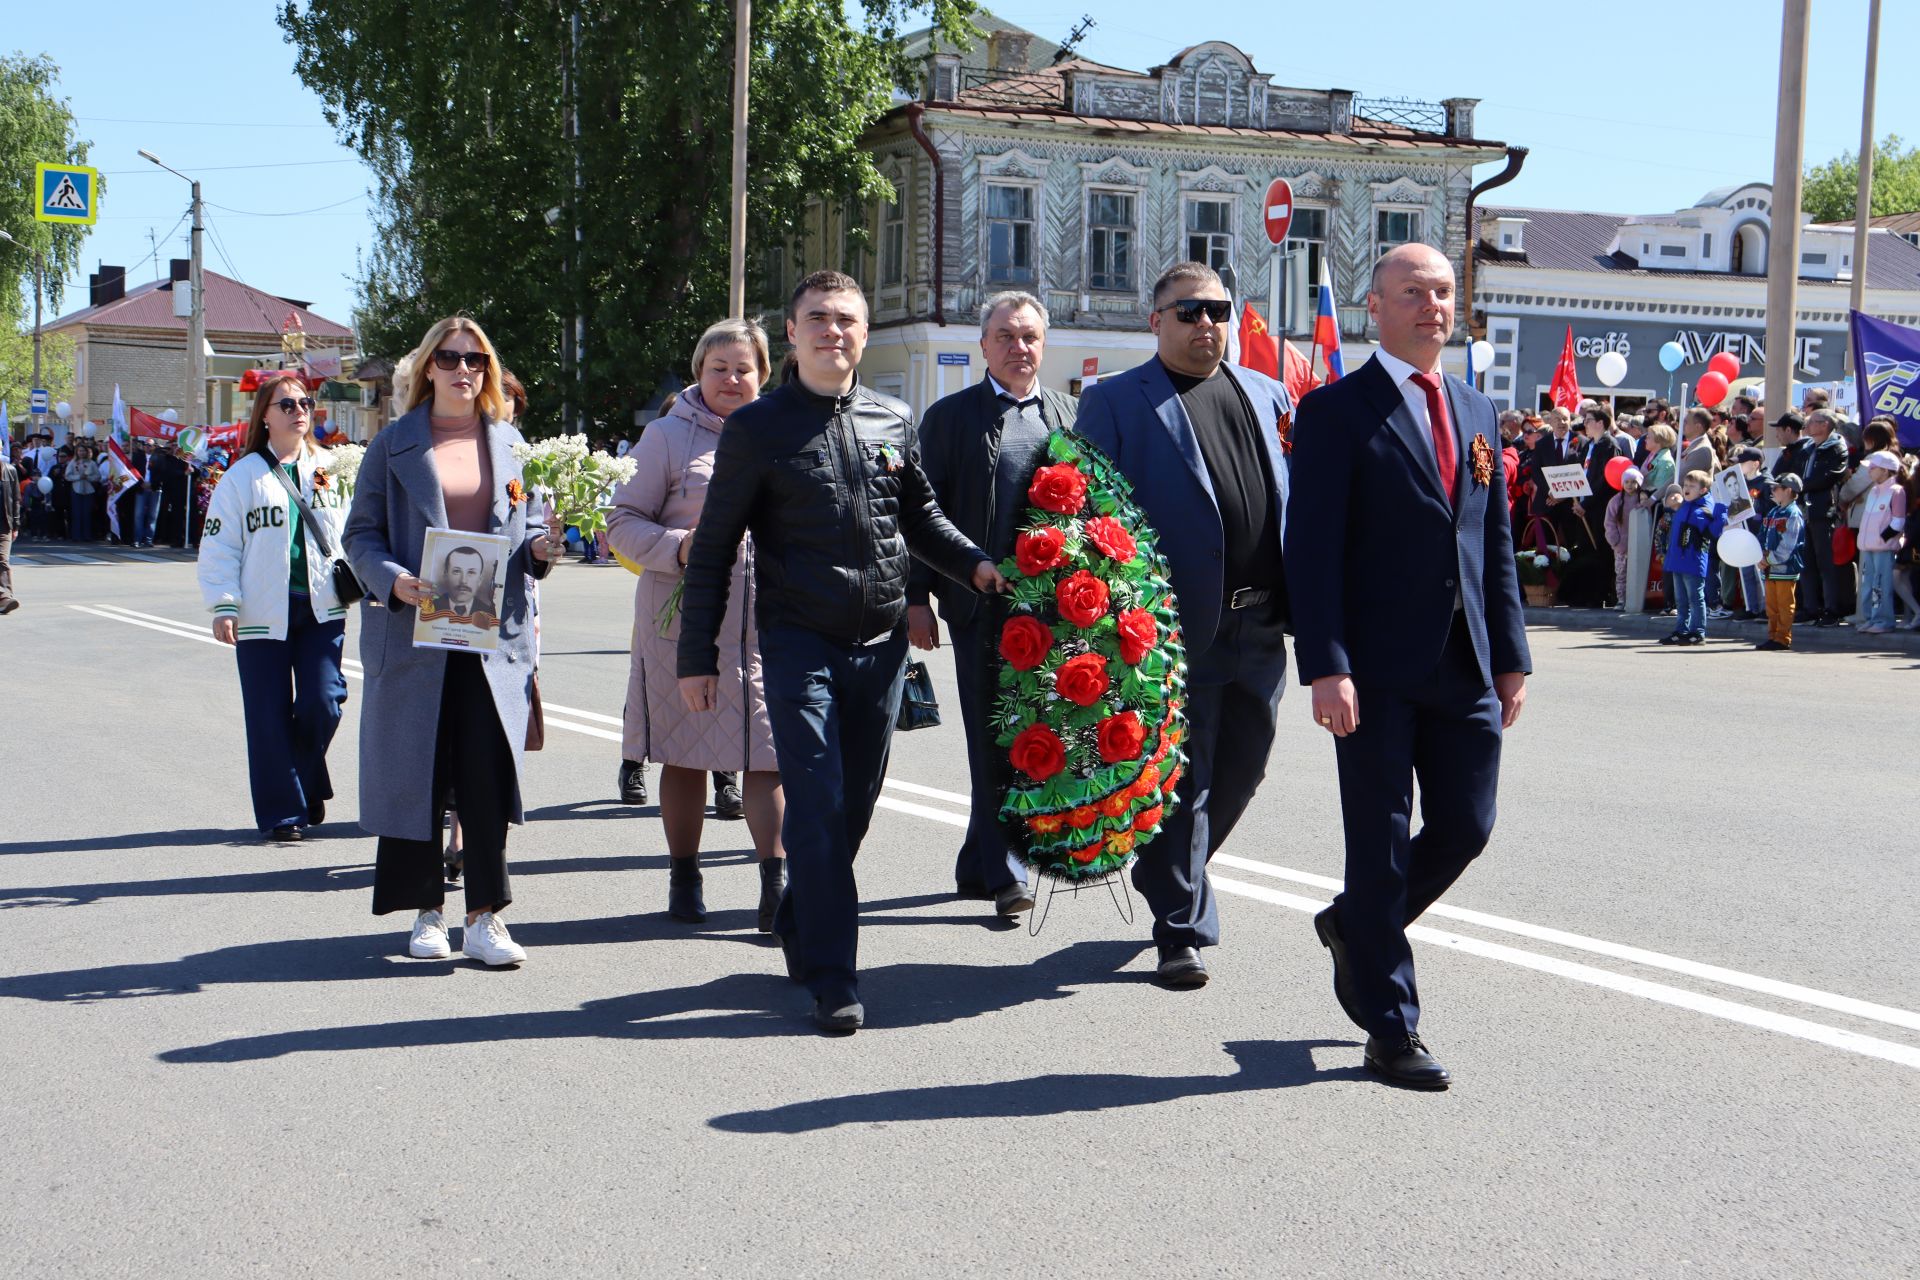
[668,856,706,922]
[757,857,787,933]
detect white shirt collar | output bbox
[1373,347,1440,388]
[986,373,1041,407]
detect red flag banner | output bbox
[1548,325,1582,412]
[1237,301,1280,379]
[1281,339,1317,405]
[128,406,184,441]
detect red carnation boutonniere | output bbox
[1275,411,1294,456]
[311,470,332,491]
[506,478,527,509]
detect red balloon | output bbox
[1697,371,1730,407]
[1605,455,1634,490]
[1706,352,1740,383]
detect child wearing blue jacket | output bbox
[1660,469,1728,645]
[1758,472,1805,651]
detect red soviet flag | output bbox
[1281,338,1317,405]
[1548,325,1582,412]
[1237,301,1280,379]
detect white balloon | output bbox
[160,408,180,423]
[36,476,52,494]
[1595,351,1629,387]
[1470,340,1496,372]
[54,400,71,419]
[1717,526,1763,568]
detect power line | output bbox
[78,115,332,128]
[201,211,287,335]
[98,158,363,176]
[207,194,367,218]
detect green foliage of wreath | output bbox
[994,429,1189,881]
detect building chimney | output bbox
[90,267,126,307]
[927,51,961,102]
[1442,97,1479,138]
[987,30,1032,73]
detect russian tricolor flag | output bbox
[1309,280,1345,385]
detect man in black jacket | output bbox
[1795,409,1851,624]
[907,291,1078,919]
[677,270,1005,1033]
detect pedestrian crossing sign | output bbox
[35,162,99,225]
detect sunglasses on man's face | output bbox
[273,397,316,415]
[431,349,491,372]
[1156,298,1233,325]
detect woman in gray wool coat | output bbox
[344,315,564,968]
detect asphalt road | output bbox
[2,544,1916,1278]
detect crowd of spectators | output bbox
[6,432,222,548]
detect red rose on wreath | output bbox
[1133,804,1165,831]
[1009,723,1066,782]
[1066,805,1099,830]
[1098,791,1132,819]
[1070,840,1104,864]
[1029,463,1089,516]
[1014,525,1067,576]
[1055,570,1111,628]
[1028,814,1065,834]
[1096,710,1146,764]
[1129,763,1162,799]
[1053,652,1111,707]
[1107,831,1137,854]
[1116,608,1157,665]
[999,615,1053,671]
[1083,516,1137,563]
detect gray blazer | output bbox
[343,405,545,841]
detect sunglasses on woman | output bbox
[432,349,492,372]
[1155,298,1233,324]
[273,397,316,414]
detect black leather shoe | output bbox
[1364,1033,1451,1090]
[1314,904,1365,1029]
[306,799,326,827]
[712,771,745,820]
[994,882,1035,917]
[267,825,302,844]
[618,759,648,805]
[813,989,863,1034]
[1155,945,1209,988]
[757,857,786,934]
[667,857,706,922]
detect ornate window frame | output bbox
[977,150,1049,292]
[1078,156,1151,303]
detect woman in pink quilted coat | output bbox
[607,319,784,929]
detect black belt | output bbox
[1226,586,1274,610]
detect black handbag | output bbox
[263,448,368,605]
[895,659,941,732]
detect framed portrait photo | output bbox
[413,527,512,652]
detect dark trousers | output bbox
[762,623,907,999]
[1135,600,1288,949]
[372,653,516,917]
[1800,511,1841,617]
[234,594,347,831]
[949,617,1027,895]
[1329,613,1501,1039]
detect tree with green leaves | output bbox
[280,1,978,434]
[0,52,94,415]
[1803,134,1920,225]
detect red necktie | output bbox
[1410,371,1457,505]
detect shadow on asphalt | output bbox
[149,939,1160,1062]
[707,1038,1368,1132]
[0,827,263,857]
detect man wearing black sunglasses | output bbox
[1076,261,1294,991]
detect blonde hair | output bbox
[1647,424,1678,452]
[690,318,772,384]
[402,316,508,420]
[1682,468,1711,489]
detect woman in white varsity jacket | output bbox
[195,372,350,842]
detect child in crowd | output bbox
[1758,473,1805,651]
[1856,449,1908,634]
[1731,446,1774,619]
[1604,466,1651,608]
[1661,469,1727,646]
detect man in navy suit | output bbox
[1285,243,1531,1090]
[1078,261,1292,990]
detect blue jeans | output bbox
[234,594,349,830]
[1673,572,1707,637]
[133,489,160,544]
[760,623,907,1001]
[1861,550,1897,628]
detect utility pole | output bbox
[1763,0,1811,444]
[728,0,751,319]
[138,150,207,425]
[0,228,45,430]
[1846,0,1882,376]
[571,6,585,436]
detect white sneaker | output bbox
[409,909,451,959]
[462,912,527,966]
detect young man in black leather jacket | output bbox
[677,270,1006,1033]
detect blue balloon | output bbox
[564,526,581,544]
[1658,341,1686,372]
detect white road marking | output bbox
[122,552,169,563]
[46,553,108,564]
[68,601,1920,1069]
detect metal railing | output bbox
[953,67,1064,109]
[1353,97,1448,134]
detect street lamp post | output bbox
[136,150,205,427]
[0,228,46,433]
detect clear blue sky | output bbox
[7,1,1911,337]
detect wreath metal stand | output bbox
[1029,866,1136,936]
